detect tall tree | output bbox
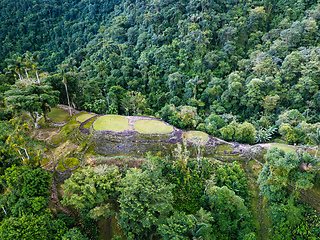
[5,83,59,128]
[62,165,120,220]
[117,168,174,240]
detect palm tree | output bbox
[25,51,41,85]
[5,54,25,82]
[188,75,204,99]
[58,64,72,116]
[23,52,32,83]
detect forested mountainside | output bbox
[2,0,320,239]
[1,0,320,121]
[0,0,120,71]
[2,0,320,144]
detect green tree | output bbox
[5,83,59,128]
[158,211,195,240]
[62,228,89,240]
[117,168,174,240]
[121,91,149,115]
[215,163,249,202]
[235,122,256,144]
[263,95,280,113]
[0,214,67,240]
[0,165,51,216]
[276,109,306,127]
[206,186,253,239]
[62,165,120,219]
[5,54,25,82]
[258,147,317,202]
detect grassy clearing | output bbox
[83,116,98,128]
[48,108,70,122]
[270,143,295,153]
[93,115,130,132]
[184,131,209,145]
[134,119,173,134]
[51,134,64,144]
[57,159,67,172]
[76,113,95,123]
[64,157,80,168]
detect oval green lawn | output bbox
[76,113,95,123]
[134,120,173,134]
[185,131,209,145]
[93,115,130,132]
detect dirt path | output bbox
[50,179,75,217]
[244,159,270,240]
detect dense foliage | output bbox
[2,0,320,143]
[2,0,320,239]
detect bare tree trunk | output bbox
[64,82,72,116]
[30,112,40,129]
[35,69,40,85]
[25,69,30,82]
[17,72,23,81]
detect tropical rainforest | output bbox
[1,0,320,239]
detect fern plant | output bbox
[255,126,277,143]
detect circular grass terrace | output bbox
[76,113,95,123]
[134,120,173,134]
[184,131,209,145]
[93,115,131,132]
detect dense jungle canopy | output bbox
[2,0,320,239]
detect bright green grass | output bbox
[184,131,209,144]
[64,157,80,168]
[76,113,95,123]
[83,116,98,128]
[93,115,130,132]
[270,143,295,153]
[57,159,67,172]
[134,120,173,134]
[48,108,70,122]
[58,115,80,136]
